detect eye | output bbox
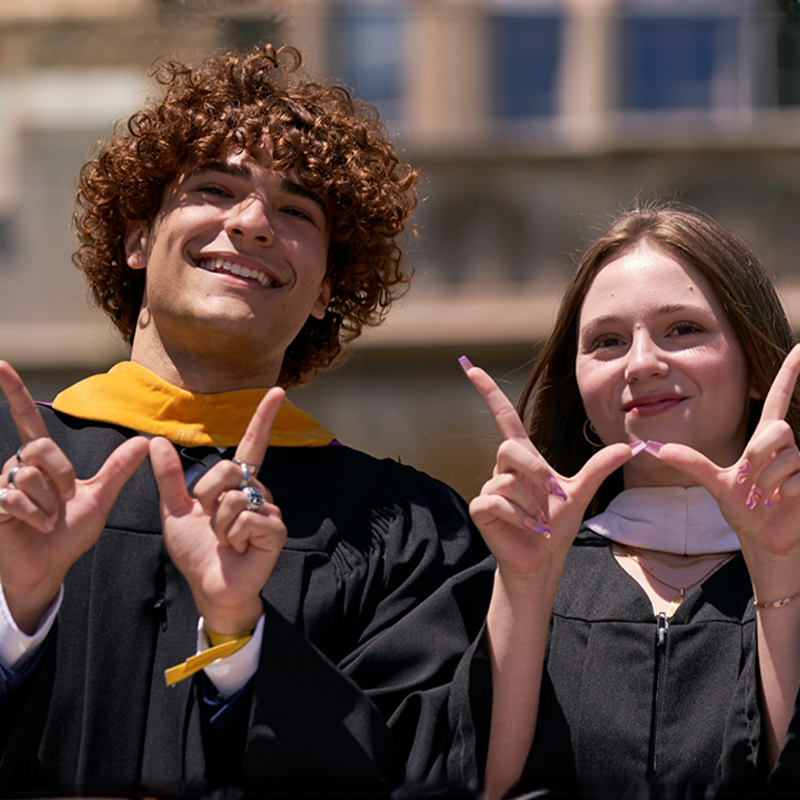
[669,322,704,337]
[588,334,624,352]
[282,206,314,222]
[198,185,231,198]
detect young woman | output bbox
[461,202,800,798]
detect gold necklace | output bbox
[624,552,735,617]
[615,542,738,569]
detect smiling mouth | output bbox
[626,397,684,417]
[196,257,276,288]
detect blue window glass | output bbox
[493,14,561,118]
[329,9,405,120]
[622,15,737,110]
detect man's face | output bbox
[125,148,331,385]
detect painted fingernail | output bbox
[765,497,776,508]
[736,460,751,484]
[629,441,647,457]
[746,485,763,510]
[524,513,552,538]
[545,476,568,501]
[458,355,473,373]
[645,440,664,458]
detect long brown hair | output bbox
[518,200,799,514]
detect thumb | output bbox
[89,436,151,516]
[149,437,193,518]
[575,443,641,500]
[646,442,723,494]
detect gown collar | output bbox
[583,485,740,555]
[52,361,335,449]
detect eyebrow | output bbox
[195,161,329,221]
[580,303,713,332]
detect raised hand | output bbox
[462,361,638,800]
[150,388,287,635]
[0,361,150,634]
[462,359,636,585]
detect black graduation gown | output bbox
[455,530,800,799]
[0,404,493,799]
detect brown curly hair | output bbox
[73,44,417,387]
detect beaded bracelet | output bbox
[753,588,800,609]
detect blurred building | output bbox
[1,0,799,498]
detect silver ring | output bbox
[7,465,21,489]
[233,458,259,489]
[0,487,9,517]
[242,486,265,513]
[15,444,25,464]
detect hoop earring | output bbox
[583,419,603,448]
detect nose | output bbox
[624,328,669,384]
[224,194,274,245]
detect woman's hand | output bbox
[151,388,287,635]
[0,361,150,634]
[463,359,636,589]
[462,358,638,800]
[651,344,800,768]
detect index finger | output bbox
[0,360,50,444]
[234,387,286,469]
[460,358,530,443]
[758,344,800,427]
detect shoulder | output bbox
[264,443,483,562]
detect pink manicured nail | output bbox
[545,476,568,501]
[645,440,664,457]
[525,513,552,538]
[629,441,647,457]
[458,355,473,373]
[746,485,762,510]
[736,460,751,484]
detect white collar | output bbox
[584,486,740,555]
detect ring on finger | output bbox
[0,487,10,518]
[15,444,26,464]
[233,458,259,489]
[242,486,265,513]
[7,465,21,489]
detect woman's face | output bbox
[575,241,756,488]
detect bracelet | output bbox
[753,588,800,609]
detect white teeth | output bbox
[197,258,274,287]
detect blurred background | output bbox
[1,0,800,500]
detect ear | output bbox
[748,378,763,401]
[309,278,332,321]
[124,221,149,270]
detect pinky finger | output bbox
[469,494,550,538]
[227,508,286,555]
[0,488,56,532]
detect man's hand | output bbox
[0,361,150,634]
[151,388,287,634]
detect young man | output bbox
[0,45,490,798]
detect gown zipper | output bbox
[647,612,669,782]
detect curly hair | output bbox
[73,44,417,387]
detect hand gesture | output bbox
[462,359,636,589]
[0,361,149,634]
[652,344,800,592]
[150,388,287,635]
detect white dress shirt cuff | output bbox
[198,612,264,699]
[0,580,63,671]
